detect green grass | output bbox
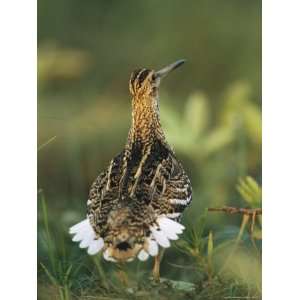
[38,177,261,300]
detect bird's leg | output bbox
[116,262,128,286]
[152,249,165,282]
[153,255,160,281]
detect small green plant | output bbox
[237,176,262,208]
[39,191,77,300]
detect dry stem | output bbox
[208,206,262,216]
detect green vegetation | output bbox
[38,1,261,298]
[38,174,261,300]
[38,88,261,299]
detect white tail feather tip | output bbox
[87,239,104,255]
[69,219,89,234]
[138,249,149,261]
[158,217,185,233]
[150,227,171,248]
[147,239,159,256]
[70,219,104,255]
[103,249,116,262]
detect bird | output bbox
[69,60,192,280]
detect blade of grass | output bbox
[40,263,58,286]
[92,256,109,289]
[218,214,250,276]
[38,135,57,151]
[40,191,56,274]
[207,230,214,281]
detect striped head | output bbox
[129,60,186,98]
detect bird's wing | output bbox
[149,152,192,220]
[87,151,124,236]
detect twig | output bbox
[209,206,262,262]
[208,206,262,216]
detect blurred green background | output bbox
[38,1,261,299]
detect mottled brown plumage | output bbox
[70,60,192,278]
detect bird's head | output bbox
[129,59,186,99]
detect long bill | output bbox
[155,59,186,79]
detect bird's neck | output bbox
[128,95,166,146]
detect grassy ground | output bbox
[38,176,261,300]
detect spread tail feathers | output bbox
[69,219,104,255]
[69,215,185,262]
